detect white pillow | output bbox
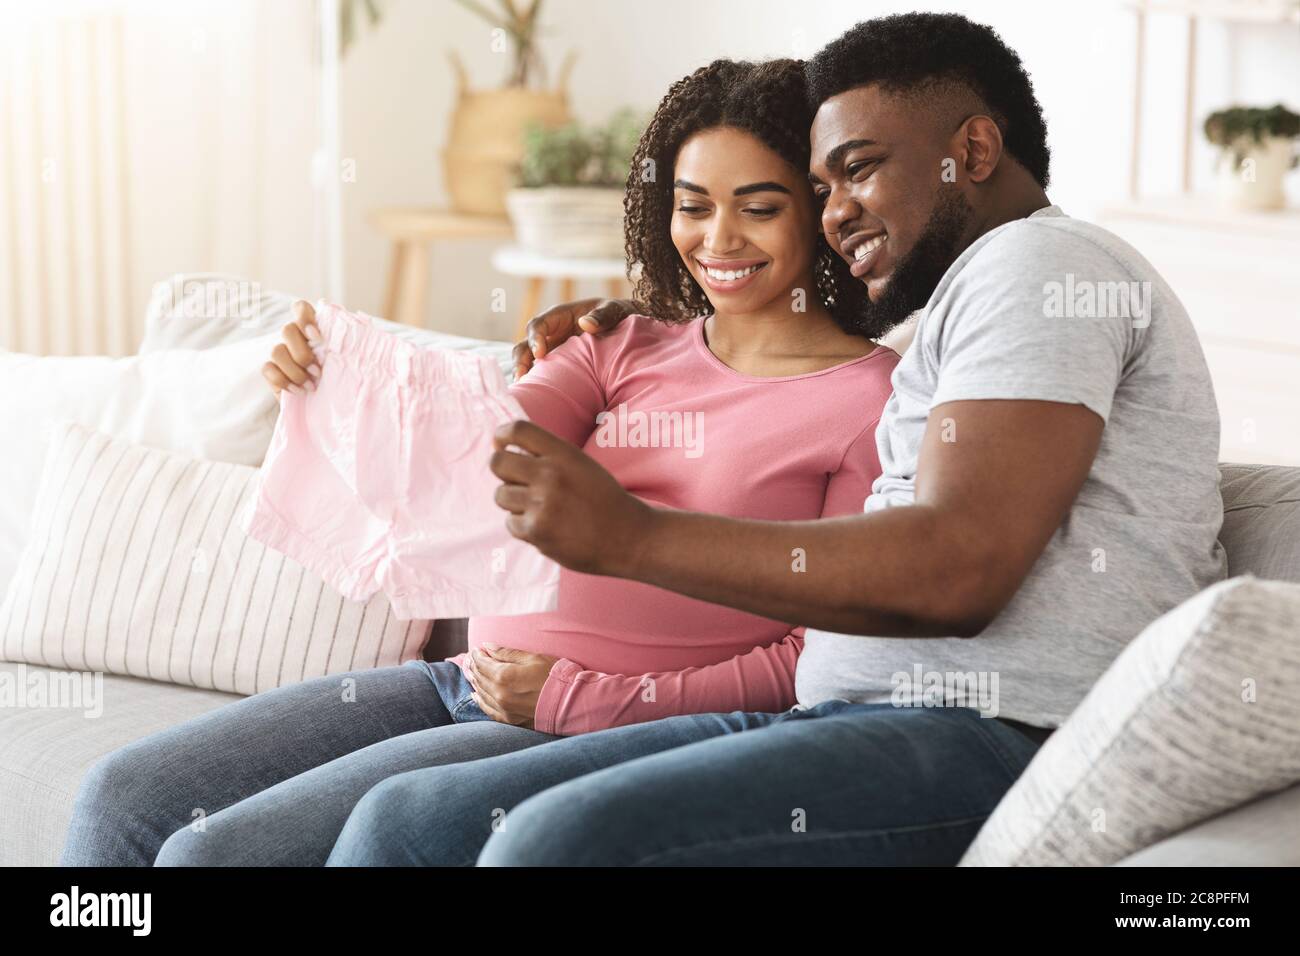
[140,272,515,379]
[0,334,280,596]
[0,423,430,694]
[141,273,298,353]
[959,576,1300,866]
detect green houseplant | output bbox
[506,110,644,258]
[1203,104,1300,210]
[338,0,384,57]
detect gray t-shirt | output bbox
[795,205,1227,727]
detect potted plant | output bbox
[505,109,643,258]
[1204,104,1300,210]
[338,0,384,57]
[443,0,576,217]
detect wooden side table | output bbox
[490,245,630,341]
[368,207,513,327]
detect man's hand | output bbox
[463,644,559,728]
[511,297,637,381]
[483,400,1103,638]
[489,419,656,577]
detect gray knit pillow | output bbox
[960,576,1300,866]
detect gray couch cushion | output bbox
[0,662,239,866]
[1219,463,1300,583]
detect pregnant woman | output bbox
[61,58,900,867]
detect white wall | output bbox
[337,0,1300,339]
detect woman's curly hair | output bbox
[624,58,877,337]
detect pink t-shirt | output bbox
[461,314,898,735]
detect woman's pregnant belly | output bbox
[468,565,794,675]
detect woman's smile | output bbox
[693,256,770,293]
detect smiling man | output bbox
[327,13,1228,867]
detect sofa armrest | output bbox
[1114,783,1300,866]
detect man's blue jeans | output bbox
[59,660,555,867]
[327,700,1048,866]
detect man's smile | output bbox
[841,231,887,278]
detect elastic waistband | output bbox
[314,300,499,396]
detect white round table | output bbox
[491,245,630,340]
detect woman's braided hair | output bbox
[623,58,875,336]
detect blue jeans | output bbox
[60,660,556,867]
[326,701,1047,866]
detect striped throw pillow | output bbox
[0,423,430,694]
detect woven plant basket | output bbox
[442,53,574,217]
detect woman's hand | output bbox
[261,300,324,396]
[464,644,559,728]
[512,297,637,381]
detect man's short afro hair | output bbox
[806,13,1051,188]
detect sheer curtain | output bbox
[0,0,321,356]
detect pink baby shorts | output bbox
[241,302,560,620]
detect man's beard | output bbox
[864,187,973,330]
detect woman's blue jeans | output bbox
[59,660,555,866]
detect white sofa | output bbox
[2,276,1298,867]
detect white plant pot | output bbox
[1215,136,1294,211]
[505,187,625,258]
